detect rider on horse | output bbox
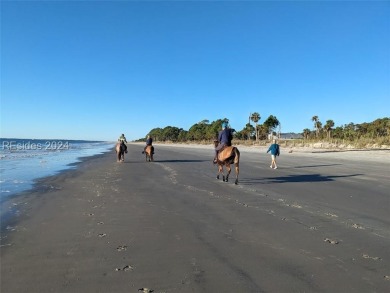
[213,122,232,164]
[142,135,154,154]
[118,134,128,153]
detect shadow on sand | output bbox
[239,173,363,184]
[291,164,342,169]
[154,159,208,163]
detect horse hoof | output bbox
[216,175,219,180]
[235,180,238,185]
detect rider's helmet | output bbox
[222,122,228,129]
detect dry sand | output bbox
[151,142,390,162]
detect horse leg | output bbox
[234,149,240,184]
[217,165,222,180]
[222,165,226,182]
[225,164,232,182]
[234,163,239,185]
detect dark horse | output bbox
[116,142,126,162]
[144,145,154,162]
[213,141,240,184]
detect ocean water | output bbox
[0,138,114,200]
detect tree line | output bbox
[137,115,389,143]
[304,116,390,141]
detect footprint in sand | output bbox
[290,203,302,208]
[362,254,381,261]
[138,288,154,292]
[97,221,104,225]
[98,233,107,238]
[115,265,133,272]
[352,223,365,230]
[384,275,390,281]
[325,212,338,218]
[116,245,127,251]
[324,238,339,245]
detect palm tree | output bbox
[312,116,319,137]
[316,121,323,138]
[324,120,335,139]
[264,115,280,139]
[303,128,311,140]
[250,112,261,141]
[242,123,255,140]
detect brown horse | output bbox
[213,141,240,184]
[144,145,154,162]
[116,142,125,162]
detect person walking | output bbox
[267,139,280,169]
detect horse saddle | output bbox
[217,146,235,162]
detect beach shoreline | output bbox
[0,151,113,232]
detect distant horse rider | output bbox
[118,133,128,153]
[142,135,154,154]
[213,122,232,164]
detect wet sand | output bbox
[1,143,389,292]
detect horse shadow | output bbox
[239,173,363,185]
[155,159,208,163]
[291,163,342,169]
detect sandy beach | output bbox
[1,143,389,292]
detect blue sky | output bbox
[1,0,389,141]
